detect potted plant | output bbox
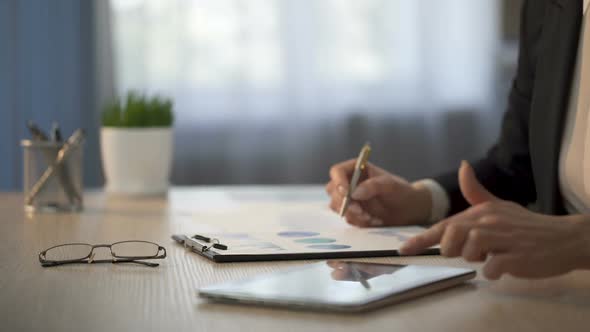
[100,92,174,195]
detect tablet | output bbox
[198,261,476,312]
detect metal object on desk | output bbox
[26,121,81,207]
[21,129,85,212]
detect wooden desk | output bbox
[1,186,589,332]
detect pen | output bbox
[51,122,62,142]
[27,121,50,141]
[180,235,228,252]
[350,265,371,289]
[339,143,371,217]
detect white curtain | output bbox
[110,0,502,184]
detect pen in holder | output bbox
[21,129,85,212]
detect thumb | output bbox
[459,160,499,205]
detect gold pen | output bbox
[339,143,371,217]
[350,265,371,290]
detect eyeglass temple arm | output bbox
[40,258,160,268]
[113,259,159,267]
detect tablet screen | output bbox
[199,261,475,310]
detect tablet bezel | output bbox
[198,261,476,313]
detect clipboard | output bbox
[171,227,440,263]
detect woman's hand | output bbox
[325,159,433,227]
[400,161,590,280]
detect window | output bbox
[111,0,500,123]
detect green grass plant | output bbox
[102,91,174,127]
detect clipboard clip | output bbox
[191,234,228,251]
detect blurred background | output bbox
[0,0,523,190]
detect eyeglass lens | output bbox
[44,244,93,261]
[111,241,160,258]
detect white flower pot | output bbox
[100,127,173,195]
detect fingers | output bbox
[327,175,389,227]
[461,229,511,262]
[440,216,512,258]
[400,222,510,261]
[326,261,344,269]
[327,180,348,213]
[399,220,448,255]
[326,180,347,199]
[484,251,574,280]
[351,175,396,201]
[329,159,357,187]
[327,200,383,228]
[344,203,372,227]
[483,254,519,280]
[329,193,346,213]
[328,261,355,281]
[400,203,515,256]
[328,192,374,227]
[325,181,336,195]
[327,161,395,224]
[345,203,387,227]
[327,159,355,214]
[358,199,388,225]
[440,221,471,257]
[459,161,500,206]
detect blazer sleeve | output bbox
[433,0,545,216]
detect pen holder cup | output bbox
[21,140,84,212]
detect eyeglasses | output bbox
[38,240,167,268]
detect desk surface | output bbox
[1,186,589,332]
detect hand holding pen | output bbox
[325,144,434,227]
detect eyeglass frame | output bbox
[38,240,167,268]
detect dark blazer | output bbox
[435,0,584,216]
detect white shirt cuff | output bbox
[412,179,450,224]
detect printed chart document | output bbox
[172,198,439,262]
